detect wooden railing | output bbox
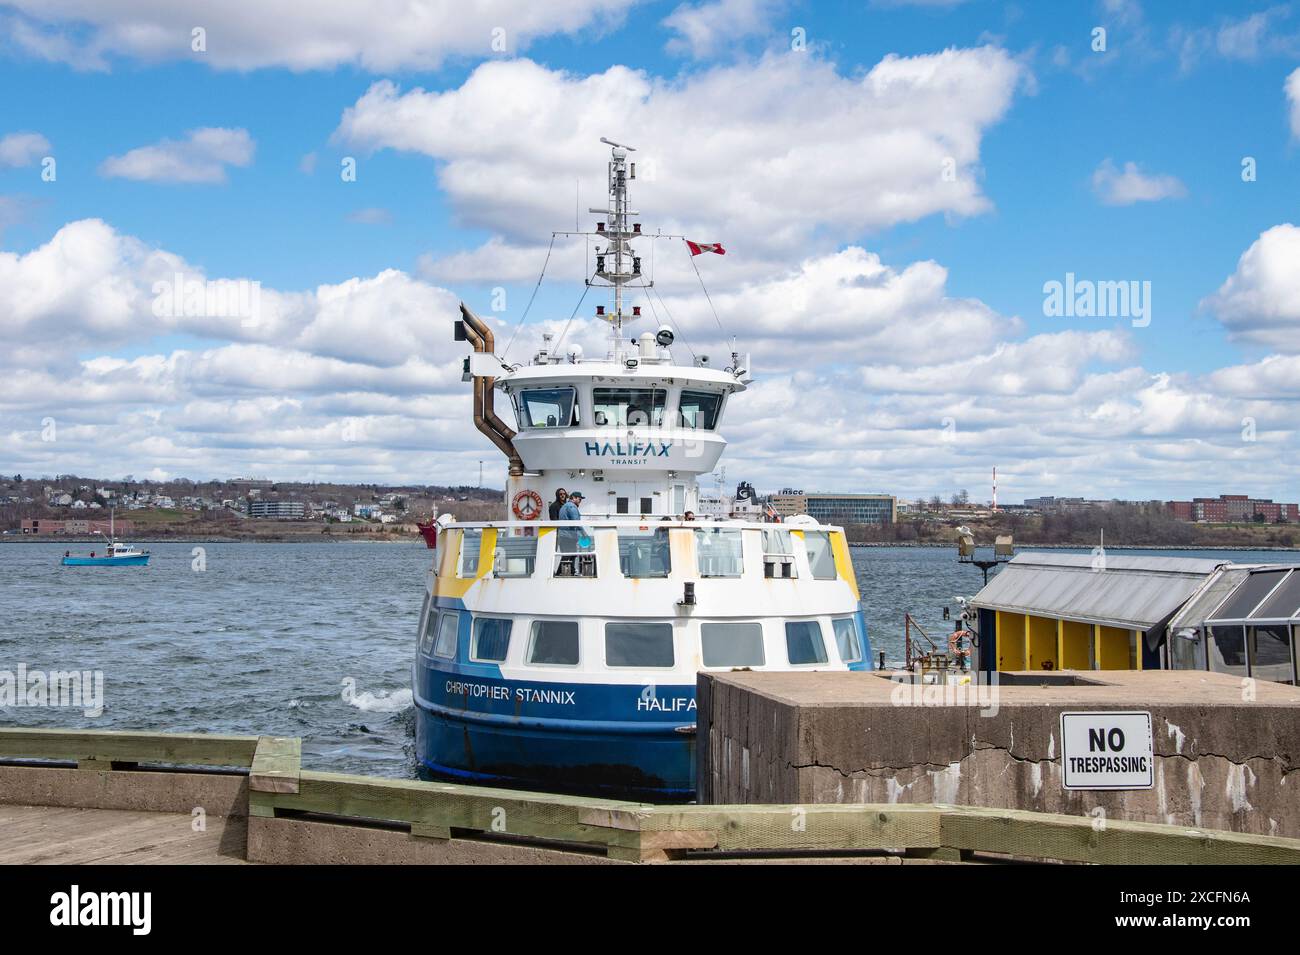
[3,727,1298,864]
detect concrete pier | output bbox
[5,725,1300,864]
[697,669,1300,838]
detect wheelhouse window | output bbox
[593,387,666,427]
[459,528,483,577]
[527,620,580,666]
[803,531,837,580]
[701,622,765,667]
[416,592,431,648]
[419,607,439,655]
[785,620,827,665]
[695,527,743,577]
[762,528,796,579]
[618,527,670,578]
[679,390,722,429]
[832,617,863,664]
[433,611,460,659]
[471,617,512,663]
[605,622,675,668]
[494,533,538,577]
[516,387,578,429]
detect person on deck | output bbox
[557,492,588,574]
[548,488,568,521]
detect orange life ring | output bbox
[948,630,973,657]
[512,489,543,521]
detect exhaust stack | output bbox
[458,303,524,476]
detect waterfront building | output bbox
[770,492,896,525]
[248,500,306,519]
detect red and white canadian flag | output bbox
[685,240,725,256]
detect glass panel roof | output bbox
[1249,570,1300,621]
[1209,569,1291,622]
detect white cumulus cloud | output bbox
[0,130,51,166]
[335,49,1028,266]
[663,0,783,58]
[1202,223,1300,353]
[1,0,638,71]
[1288,67,1300,140]
[99,127,255,183]
[1091,159,1187,206]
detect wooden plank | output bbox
[630,804,943,852]
[0,728,260,768]
[940,805,1300,865]
[0,805,248,865]
[262,770,643,824]
[606,829,719,851]
[249,736,301,794]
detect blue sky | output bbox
[2,0,1299,501]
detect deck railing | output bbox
[3,727,1299,864]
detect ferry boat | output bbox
[414,139,872,799]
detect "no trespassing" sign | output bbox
[1059,711,1154,791]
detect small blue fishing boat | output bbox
[61,513,149,566]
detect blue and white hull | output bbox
[416,673,695,797]
[413,523,871,801]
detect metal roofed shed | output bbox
[969,552,1227,674]
[1170,564,1300,684]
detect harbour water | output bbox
[2,540,1294,778]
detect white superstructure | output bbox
[413,139,872,799]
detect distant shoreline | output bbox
[848,541,1300,552]
[0,535,423,545]
[7,536,1298,553]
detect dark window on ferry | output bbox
[616,497,629,514]
[701,623,765,667]
[679,390,722,429]
[618,528,670,578]
[593,387,666,427]
[460,528,482,577]
[516,387,578,429]
[695,527,743,577]
[785,621,827,665]
[472,618,512,663]
[416,592,431,647]
[419,606,439,655]
[433,611,460,659]
[832,617,863,664]
[605,622,675,668]
[528,620,580,666]
[804,531,837,580]
[640,497,652,515]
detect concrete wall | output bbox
[698,669,1300,838]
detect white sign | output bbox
[1059,711,1153,791]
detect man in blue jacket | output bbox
[557,491,587,574]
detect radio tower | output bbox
[992,466,999,513]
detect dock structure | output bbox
[697,669,1300,840]
[4,727,1300,864]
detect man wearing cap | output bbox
[557,491,587,574]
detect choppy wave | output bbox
[347,688,413,713]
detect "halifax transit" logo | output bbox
[585,440,673,464]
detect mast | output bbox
[591,138,641,361]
